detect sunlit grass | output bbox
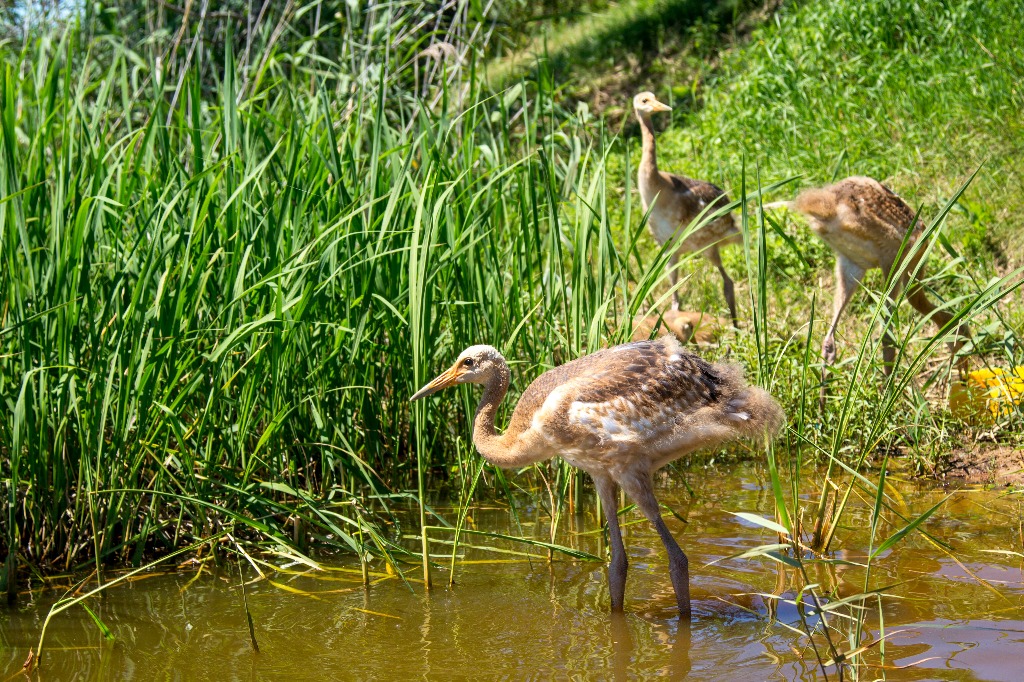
[2,0,1024,677]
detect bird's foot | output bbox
[821,338,837,366]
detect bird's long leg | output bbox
[905,265,971,375]
[621,474,691,618]
[593,474,627,612]
[821,254,864,411]
[880,271,903,376]
[668,250,681,312]
[706,245,738,328]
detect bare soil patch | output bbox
[938,445,1024,486]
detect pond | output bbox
[3,462,1023,680]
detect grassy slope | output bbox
[653,0,1024,253]
[501,0,1024,262]
[488,0,766,89]
[630,0,1024,370]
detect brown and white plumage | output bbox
[793,176,919,270]
[411,336,784,617]
[633,92,741,326]
[766,176,970,407]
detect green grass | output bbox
[610,0,1024,258]
[658,0,1024,449]
[656,0,1024,242]
[521,0,1024,459]
[3,0,1024,675]
[486,0,762,86]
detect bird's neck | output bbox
[637,111,659,181]
[472,362,542,469]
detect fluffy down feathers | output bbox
[793,187,838,220]
[507,337,785,462]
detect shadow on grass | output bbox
[490,0,767,88]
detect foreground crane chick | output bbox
[634,92,742,326]
[411,337,784,617]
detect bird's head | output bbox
[410,345,505,401]
[632,91,672,115]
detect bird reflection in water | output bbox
[608,613,692,680]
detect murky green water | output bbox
[3,463,1024,680]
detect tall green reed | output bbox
[0,7,705,586]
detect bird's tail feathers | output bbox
[793,188,838,220]
[725,387,785,442]
[729,387,782,440]
[710,363,786,442]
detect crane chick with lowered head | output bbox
[634,91,742,327]
[764,176,971,409]
[412,337,784,618]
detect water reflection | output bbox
[2,463,1024,680]
[608,613,635,681]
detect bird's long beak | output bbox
[650,99,672,112]
[410,364,462,401]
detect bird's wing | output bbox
[836,178,917,230]
[505,338,725,450]
[569,339,720,409]
[865,183,917,230]
[664,174,729,205]
[549,339,722,445]
[688,179,731,209]
[659,174,734,231]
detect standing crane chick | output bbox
[634,92,742,327]
[411,337,784,618]
[765,176,970,408]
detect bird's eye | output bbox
[462,358,474,368]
